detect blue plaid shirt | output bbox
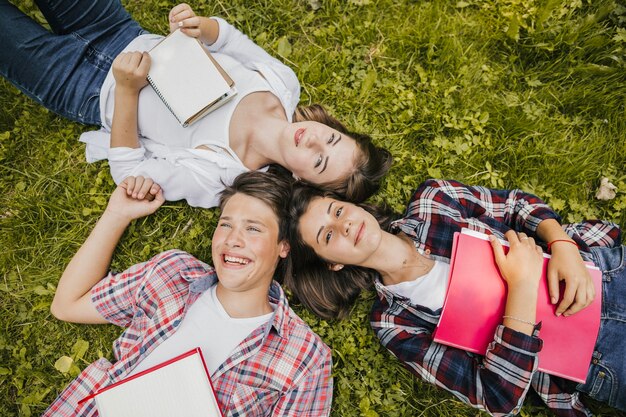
[371,179,621,417]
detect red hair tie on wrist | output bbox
[547,239,579,253]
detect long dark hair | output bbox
[293,104,393,203]
[284,183,398,319]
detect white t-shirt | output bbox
[128,284,273,377]
[384,260,450,311]
[79,17,301,208]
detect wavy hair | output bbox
[284,183,398,319]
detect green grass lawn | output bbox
[1,0,626,416]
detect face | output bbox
[299,196,383,267]
[212,193,289,294]
[281,121,359,185]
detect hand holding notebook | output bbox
[147,29,237,127]
[433,229,601,383]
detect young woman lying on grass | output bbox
[0,0,391,207]
[286,179,625,416]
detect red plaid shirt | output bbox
[43,250,333,416]
[371,179,621,417]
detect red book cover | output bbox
[433,229,601,383]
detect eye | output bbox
[325,230,333,244]
[327,133,335,144]
[247,226,261,232]
[218,221,231,229]
[314,154,323,168]
[335,207,343,217]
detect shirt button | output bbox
[140,346,146,354]
[115,369,123,376]
[592,358,599,364]
[173,319,181,327]
[598,371,606,378]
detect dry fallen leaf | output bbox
[596,177,617,200]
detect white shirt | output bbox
[384,260,450,311]
[128,285,273,377]
[79,17,300,208]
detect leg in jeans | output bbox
[0,0,145,125]
[577,245,626,411]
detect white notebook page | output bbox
[148,29,232,125]
[95,350,221,417]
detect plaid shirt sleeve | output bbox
[90,249,188,327]
[410,179,561,235]
[371,299,542,417]
[270,335,334,416]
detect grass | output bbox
[1,0,626,416]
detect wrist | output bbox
[100,209,133,228]
[199,16,218,45]
[547,239,578,253]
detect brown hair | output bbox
[284,183,398,319]
[219,171,293,280]
[293,104,393,203]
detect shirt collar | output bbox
[187,270,290,339]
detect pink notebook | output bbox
[433,229,601,383]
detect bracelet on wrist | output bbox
[547,239,579,253]
[502,315,537,327]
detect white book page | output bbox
[95,352,221,417]
[148,29,232,124]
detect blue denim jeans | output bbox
[576,245,626,411]
[0,0,146,125]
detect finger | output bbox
[138,52,151,74]
[169,3,191,21]
[180,16,200,29]
[150,183,161,196]
[124,177,136,195]
[180,27,201,38]
[132,176,145,197]
[504,230,519,245]
[128,51,143,68]
[489,235,506,266]
[563,290,588,316]
[151,189,166,207]
[555,282,577,316]
[517,232,528,244]
[546,264,560,305]
[138,178,154,199]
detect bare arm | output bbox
[110,51,151,149]
[50,178,164,323]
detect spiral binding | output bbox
[147,75,186,126]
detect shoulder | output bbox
[137,250,215,289]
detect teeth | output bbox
[224,255,249,265]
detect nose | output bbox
[305,133,319,149]
[341,218,352,236]
[224,227,244,248]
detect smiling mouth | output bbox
[223,255,250,266]
[294,128,305,147]
[355,222,365,245]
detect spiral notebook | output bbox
[80,348,223,417]
[433,229,601,383]
[147,29,237,127]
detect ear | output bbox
[278,240,290,259]
[328,263,344,271]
